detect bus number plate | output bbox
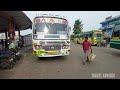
[47,51,58,54]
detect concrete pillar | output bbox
[5,29,8,39]
[16,25,21,41]
[18,28,21,41]
[8,17,15,40]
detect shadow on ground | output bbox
[37,56,67,61]
[104,50,120,58]
[33,56,68,64]
[110,52,120,57]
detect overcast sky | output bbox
[22,11,120,35]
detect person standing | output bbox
[82,37,92,65]
[1,39,4,48]
[5,39,8,48]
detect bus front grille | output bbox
[43,45,61,51]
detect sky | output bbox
[22,11,120,35]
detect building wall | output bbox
[22,34,32,46]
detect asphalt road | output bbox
[0,41,120,79]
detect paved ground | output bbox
[0,42,120,79]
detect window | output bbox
[34,23,67,34]
[75,34,78,38]
[85,34,89,37]
[112,31,120,37]
[114,24,120,31]
[89,33,93,37]
[112,24,120,37]
[94,32,102,37]
[79,35,82,38]
[96,33,102,37]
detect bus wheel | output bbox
[77,41,79,44]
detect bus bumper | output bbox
[33,50,70,57]
[110,42,120,49]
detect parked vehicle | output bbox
[10,47,22,60]
[0,49,15,69]
[110,23,120,50]
[0,47,22,69]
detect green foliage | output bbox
[70,35,74,39]
[73,19,83,35]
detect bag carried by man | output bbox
[89,53,96,61]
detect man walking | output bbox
[82,37,92,65]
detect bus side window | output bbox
[89,33,93,37]
[113,31,119,37]
[112,24,120,37]
[85,34,88,37]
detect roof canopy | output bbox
[0,11,32,33]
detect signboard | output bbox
[35,18,68,25]
[0,34,6,39]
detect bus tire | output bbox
[77,40,79,44]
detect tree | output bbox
[73,19,83,35]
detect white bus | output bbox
[32,14,71,57]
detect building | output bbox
[22,34,32,47]
[100,15,120,42]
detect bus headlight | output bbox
[35,45,40,50]
[35,45,43,50]
[62,45,69,49]
[62,45,65,49]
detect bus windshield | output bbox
[114,24,120,31]
[94,33,102,37]
[112,24,120,37]
[34,23,67,35]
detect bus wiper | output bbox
[41,16,51,32]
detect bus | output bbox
[73,33,84,44]
[74,34,80,43]
[110,24,120,49]
[79,30,103,46]
[32,14,71,57]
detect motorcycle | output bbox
[0,49,16,69]
[0,47,22,69]
[98,42,108,47]
[8,42,22,61]
[10,47,22,60]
